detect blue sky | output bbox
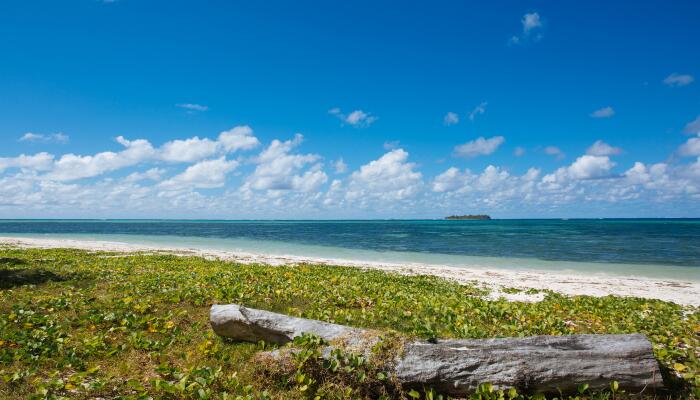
[1,0,699,218]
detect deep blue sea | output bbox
[1,219,699,280]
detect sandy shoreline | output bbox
[1,235,699,306]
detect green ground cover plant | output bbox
[0,247,698,399]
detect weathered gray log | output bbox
[210,304,371,346]
[210,304,664,396]
[395,335,663,396]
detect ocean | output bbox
[1,219,699,280]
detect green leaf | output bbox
[610,380,619,392]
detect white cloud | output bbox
[679,136,700,157]
[587,140,622,156]
[468,102,487,121]
[334,158,348,174]
[160,157,238,190]
[346,149,422,202]
[544,155,616,182]
[663,73,694,87]
[4,124,700,218]
[217,125,260,153]
[176,103,208,112]
[432,166,541,210]
[522,12,542,33]
[329,108,377,127]
[590,106,615,118]
[567,155,616,179]
[243,134,327,193]
[444,112,459,126]
[432,167,464,193]
[0,152,55,172]
[511,12,543,44]
[383,140,400,150]
[684,115,700,135]
[124,168,165,183]
[514,147,525,157]
[8,125,260,182]
[544,146,565,160]
[453,136,504,158]
[159,137,219,162]
[19,132,69,144]
[46,136,156,181]
[2,126,260,181]
[159,126,259,162]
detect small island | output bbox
[445,214,492,220]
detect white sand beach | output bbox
[2,235,698,306]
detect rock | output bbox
[210,304,664,396]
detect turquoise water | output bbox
[1,219,699,280]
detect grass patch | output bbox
[0,247,698,399]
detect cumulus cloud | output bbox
[453,136,504,158]
[329,108,377,127]
[431,166,543,213]
[566,155,616,179]
[346,149,422,202]
[333,158,348,174]
[590,106,615,118]
[468,102,487,121]
[3,124,700,218]
[159,137,219,162]
[0,152,55,172]
[243,134,327,194]
[176,103,208,112]
[544,146,565,160]
[5,125,260,182]
[159,126,260,162]
[159,157,238,190]
[46,136,156,181]
[684,115,700,135]
[124,168,165,183]
[514,147,525,157]
[433,165,540,194]
[663,73,694,87]
[544,155,615,182]
[522,12,542,33]
[217,126,260,152]
[510,12,543,44]
[443,112,459,126]
[678,136,700,157]
[587,140,622,156]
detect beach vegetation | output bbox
[0,247,698,399]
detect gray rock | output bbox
[210,304,664,396]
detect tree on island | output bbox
[444,214,492,220]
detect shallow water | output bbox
[1,219,699,280]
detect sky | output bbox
[0,0,699,219]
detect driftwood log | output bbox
[210,304,664,396]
